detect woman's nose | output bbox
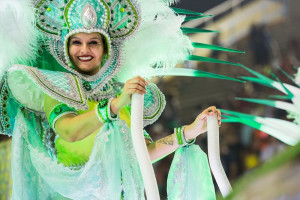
[80,43,90,54]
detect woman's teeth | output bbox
[78,56,93,61]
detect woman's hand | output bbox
[184,106,221,141]
[111,76,148,115]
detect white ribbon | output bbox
[207,115,232,197]
[131,93,160,200]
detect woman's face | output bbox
[68,32,105,75]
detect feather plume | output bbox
[117,0,193,82]
[161,0,180,6]
[295,67,300,86]
[0,0,39,77]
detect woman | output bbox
[44,31,221,167]
[0,0,220,199]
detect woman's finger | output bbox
[128,76,147,86]
[128,83,147,92]
[127,88,146,95]
[217,109,221,120]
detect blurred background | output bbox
[1,0,300,199]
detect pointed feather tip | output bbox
[271,72,294,98]
[184,15,213,22]
[170,7,203,15]
[191,42,245,54]
[187,55,244,68]
[220,109,257,120]
[181,27,220,34]
[269,95,291,100]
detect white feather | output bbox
[161,0,180,6]
[0,0,39,77]
[117,0,193,82]
[295,67,300,85]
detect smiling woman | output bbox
[68,32,107,75]
[0,0,221,199]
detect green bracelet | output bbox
[96,98,119,124]
[174,126,196,148]
[49,103,77,131]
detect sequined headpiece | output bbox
[34,0,139,82]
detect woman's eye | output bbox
[71,41,81,45]
[89,41,100,45]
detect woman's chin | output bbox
[76,65,100,76]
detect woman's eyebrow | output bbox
[70,37,79,40]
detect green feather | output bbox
[220,109,256,119]
[184,15,213,22]
[277,66,297,84]
[142,68,244,82]
[238,64,275,83]
[271,73,294,98]
[269,95,291,100]
[235,97,276,107]
[181,27,219,34]
[170,7,203,15]
[188,55,244,67]
[239,76,274,88]
[192,42,245,53]
[223,115,261,129]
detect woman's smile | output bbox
[77,55,94,62]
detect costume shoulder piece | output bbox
[143,83,166,127]
[6,65,123,112]
[7,65,87,111]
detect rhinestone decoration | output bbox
[81,3,97,29]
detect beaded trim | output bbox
[16,65,88,110]
[174,126,196,148]
[143,83,166,127]
[49,103,78,131]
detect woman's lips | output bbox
[78,56,93,62]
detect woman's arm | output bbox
[44,95,102,142]
[44,76,148,143]
[147,133,179,163]
[148,106,221,163]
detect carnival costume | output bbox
[0,0,250,199]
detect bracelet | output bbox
[49,103,78,131]
[95,98,119,123]
[174,126,196,148]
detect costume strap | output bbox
[49,103,78,131]
[95,98,119,123]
